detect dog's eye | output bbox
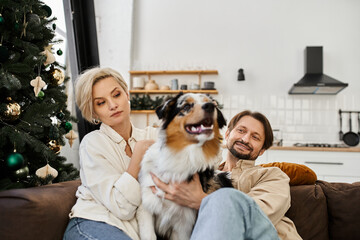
[183,103,192,112]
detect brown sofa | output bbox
[0,180,359,240]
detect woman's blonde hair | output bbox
[75,67,128,123]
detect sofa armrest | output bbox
[317,180,360,240]
[0,180,80,240]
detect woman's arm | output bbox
[127,139,154,180]
[79,136,154,220]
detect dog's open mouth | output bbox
[185,117,214,135]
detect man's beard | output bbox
[228,140,261,160]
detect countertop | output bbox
[269,146,360,152]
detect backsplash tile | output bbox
[130,94,359,147]
[217,94,360,146]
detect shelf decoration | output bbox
[131,94,166,110]
[144,79,159,90]
[129,70,219,94]
[129,89,218,94]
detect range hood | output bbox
[289,46,348,95]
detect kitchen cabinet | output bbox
[256,147,360,183]
[129,70,219,125]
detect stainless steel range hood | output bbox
[289,46,348,95]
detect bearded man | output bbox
[151,110,302,240]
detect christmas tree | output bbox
[0,0,79,190]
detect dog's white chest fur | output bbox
[136,93,227,240]
[137,138,220,240]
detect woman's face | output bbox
[92,76,130,127]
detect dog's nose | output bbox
[202,102,215,113]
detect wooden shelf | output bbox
[131,110,156,114]
[129,70,218,75]
[129,70,218,87]
[129,70,219,126]
[131,110,157,126]
[129,89,218,94]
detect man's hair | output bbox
[227,110,273,150]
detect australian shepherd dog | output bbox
[137,93,233,240]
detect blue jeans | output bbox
[191,188,280,240]
[63,217,132,240]
[64,189,279,240]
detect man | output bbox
[151,110,302,240]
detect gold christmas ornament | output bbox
[47,140,61,154]
[65,130,78,147]
[12,166,29,180]
[35,163,58,179]
[30,76,46,96]
[41,45,55,65]
[1,97,21,121]
[51,68,65,85]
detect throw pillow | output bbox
[260,162,317,186]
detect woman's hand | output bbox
[127,140,155,180]
[150,173,208,210]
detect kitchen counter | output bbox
[258,146,360,183]
[270,146,360,152]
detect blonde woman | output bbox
[63,67,157,240]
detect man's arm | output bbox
[246,167,291,225]
[150,173,208,210]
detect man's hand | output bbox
[150,173,208,210]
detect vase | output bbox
[133,77,145,89]
[144,80,159,90]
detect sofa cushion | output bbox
[0,180,80,240]
[261,162,317,186]
[317,180,360,240]
[286,184,328,240]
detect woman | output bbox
[63,67,157,240]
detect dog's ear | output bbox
[216,107,227,129]
[155,100,170,120]
[155,92,183,120]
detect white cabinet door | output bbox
[259,150,360,183]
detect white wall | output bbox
[132,0,360,96]
[42,0,80,168]
[94,0,134,82]
[129,0,360,145]
[95,0,360,146]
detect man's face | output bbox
[225,115,266,160]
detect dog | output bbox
[137,93,233,240]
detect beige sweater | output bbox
[69,123,158,240]
[219,160,302,240]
